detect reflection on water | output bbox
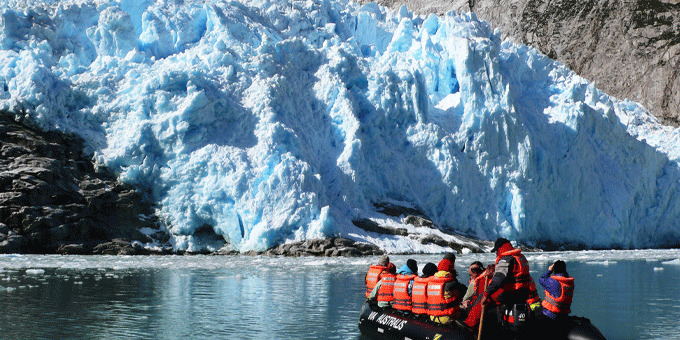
[0,251,678,340]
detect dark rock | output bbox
[336,247,362,257]
[333,237,355,247]
[0,112,163,254]
[260,237,382,257]
[403,215,435,229]
[352,218,408,236]
[92,239,144,255]
[374,202,425,217]
[214,248,240,255]
[57,243,88,255]
[354,242,385,255]
[0,234,24,253]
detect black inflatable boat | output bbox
[357,301,607,340]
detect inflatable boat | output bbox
[357,301,607,340]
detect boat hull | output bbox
[357,302,607,340]
[358,302,471,340]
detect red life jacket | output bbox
[411,277,429,315]
[426,274,459,317]
[463,272,492,328]
[365,265,386,298]
[393,274,416,311]
[541,275,574,314]
[495,248,533,293]
[473,271,492,301]
[377,273,397,302]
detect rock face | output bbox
[259,237,384,257]
[365,0,680,125]
[0,112,162,254]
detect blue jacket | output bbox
[539,269,567,319]
[397,264,416,295]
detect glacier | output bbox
[2,0,680,253]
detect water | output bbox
[0,250,678,340]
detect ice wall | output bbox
[1,0,680,252]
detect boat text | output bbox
[368,311,407,330]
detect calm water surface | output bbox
[0,250,679,339]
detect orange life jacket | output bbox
[377,273,397,302]
[411,277,429,315]
[426,274,459,316]
[495,248,533,293]
[365,265,386,298]
[393,274,416,311]
[541,275,574,314]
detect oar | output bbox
[477,275,491,340]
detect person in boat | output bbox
[483,238,540,334]
[462,261,484,309]
[538,260,574,322]
[393,259,418,312]
[463,264,495,329]
[368,262,397,308]
[411,262,437,316]
[427,257,466,325]
[365,254,391,298]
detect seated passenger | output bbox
[462,261,484,309]
[393,259,418,312]
[463,264,494,329]
[368,262,397,308]
[427,258,466,324]
[411,262,437,316]
[539,260,574,321]
[365,255,390,298]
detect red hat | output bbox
[437,258,453,273]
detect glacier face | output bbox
[1,0,680,252]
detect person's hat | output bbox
[553,260,567,274]
[437,258,454,273]
[422,263,437,277]
[406,259,418,274]
[378,254,390,266]
[491,238,511,252]
[443,252,456,263]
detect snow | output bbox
[1,0,680,252]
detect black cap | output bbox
[422,262,437,277]
[406,259,418,274]
[491,238,511,252]
[552,260,567,274]
[443,252,456,263]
